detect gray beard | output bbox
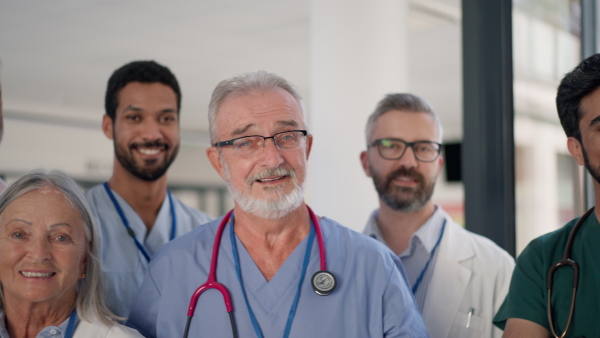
[223,163,304,220]
[370,165,434,212]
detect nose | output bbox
[140,119,163,142]
[398,146,419,168]
[259,138,284,168]
[27,237,52,262]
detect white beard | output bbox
[222,162,305,220]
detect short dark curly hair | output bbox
[556,53,600,141]
[104,60,181,120]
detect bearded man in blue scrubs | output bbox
[127,71,429,337]
[86,60,212,319]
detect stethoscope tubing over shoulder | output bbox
[183,205,335,338]
[546,206,595,338]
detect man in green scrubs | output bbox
[493,53,600,337]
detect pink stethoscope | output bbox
[183,205,336,338]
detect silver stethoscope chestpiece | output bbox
[311,270,336,296]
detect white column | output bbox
[307,0,410,232]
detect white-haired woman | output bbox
[0,169,143,337]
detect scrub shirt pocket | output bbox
[448,311,485,338]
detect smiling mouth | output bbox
[132,142,168,155]
[257,176,286,183]
[20,271,55,278]
[138,147,162,155]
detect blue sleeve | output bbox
[383,255,430,337]
[126,267,161,338]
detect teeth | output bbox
[21,271,54,278]
[139,148,160,155]
[258,176,283,182]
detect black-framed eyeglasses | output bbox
[214,130,308,157]
[369,138,442,162]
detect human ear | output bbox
[206,147,227,180]
[567,137,585,166]
[360,151,372,177]
[102,115,114,140]
[305,134,313,160]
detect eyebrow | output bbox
[123,105,177,114]
[5,219,74,230]
[49,223,75,230]
[590,115,600,127]
[123,105,141,112]
[231,123,256,137]
[6,219,32,226]
[277,120,299,128]
[230,120,300,138]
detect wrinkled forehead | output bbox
[0,187,76,222]
[215,88,306,135]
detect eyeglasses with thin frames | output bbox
[214,130,308,157]
[369,138,442,162]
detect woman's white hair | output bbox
[0,169,119,326]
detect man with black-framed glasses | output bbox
[360,93,514,338]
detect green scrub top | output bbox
[493,212,600,337]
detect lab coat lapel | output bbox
[421,219,473,338]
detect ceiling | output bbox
[0,0,310,135]
[0,0,461,140]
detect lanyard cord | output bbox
[64,310,77,338]
[103,182,177,262]
[229,213,316,338]
[411,220,446,295]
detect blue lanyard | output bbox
[64,310,77,338]
[103,182,177,262]
[411,220,446,295]
[229,213,315,338]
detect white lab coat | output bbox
[74,320,143,338]
[421,216,515,338]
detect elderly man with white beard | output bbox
[126,71,429,338]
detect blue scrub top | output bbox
[86,184,212,318]
[127,215,429,337]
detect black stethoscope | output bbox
[546,207,594,338]
[183,205,336,338]
[103,182,177,262]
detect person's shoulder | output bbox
[170,194,213,224]
[76,320,144,338]
[105,323,145,338]
[84,184,105,203]
[533,216,579,244]
[517,216,580,262]
[447,220,514,262]
[151,216,222,260]
[320,216,395,257]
